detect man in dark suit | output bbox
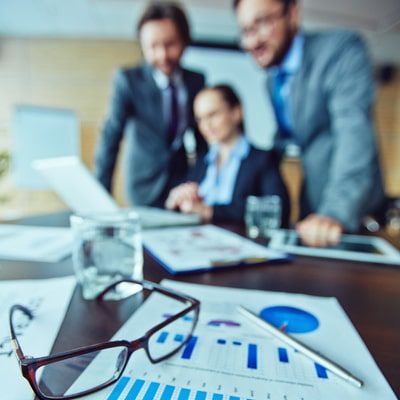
[234,0,386,246]
[95,2,206,207]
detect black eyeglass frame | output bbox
[9,279,200,400]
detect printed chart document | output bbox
[70,281,396,399]
[0,224,73,262]
[143,225,289,274]
[0,276,75,400]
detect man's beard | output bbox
[270,28,296,67]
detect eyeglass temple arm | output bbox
[9,304,34,360]
[94,279,146,301]
[95,279,199,307]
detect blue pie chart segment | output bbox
[259,306,319,334]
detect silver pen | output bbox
[237,305,363,388]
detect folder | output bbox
[142,225,290,274]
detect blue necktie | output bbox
[167,80,179,145]
[272,70,292,138]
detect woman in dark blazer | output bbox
[165,84,290,226]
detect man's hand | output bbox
[296,214,343,247]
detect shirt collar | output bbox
[270,33,304,75]
[205,135,250,164]
[151,67,183,90]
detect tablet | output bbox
[268,229,400,265]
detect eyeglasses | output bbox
[195,106,231,126]
[240,10,287,47]
[9,279,200,400]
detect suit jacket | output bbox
[95,63,206,207]
[268,31,385,231]
[189,145,290,225]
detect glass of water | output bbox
[245,195,282,239]
[259,195,282,237]
[245,196,262,239]
[70,210,143,300]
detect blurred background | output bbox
[0,0,399,221]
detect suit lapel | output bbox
[142,64,165,136]
[289,70,302,142]
[266,73,281,136]
[182,68,195,122]
[231,148,252,198]
[266,74,274,99]
[288,34,313,146]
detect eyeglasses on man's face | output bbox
[239,9,288,47]
[9,279,200,400]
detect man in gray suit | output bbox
[234,0,385,246]
[95,2,206,208]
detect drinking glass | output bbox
[245,195,282,239]
[386,206,400,237]
[70,210,143,300]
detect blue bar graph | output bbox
[160,385,175,400]
[315,363,329,379]
[217,339,226,345]
[232,341,242,346]
[107,376,130,400]
[143,382,160,400]
[181,336,198,359]
[195,391,207,400]
[174,334,184,342]
[125,379,145,400]
[278,347,289,363]
[157,331,168,344]
[107,378,258,400]
[177,388,191,400]
[247,344,258,369]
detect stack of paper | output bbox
[0,224,73,262]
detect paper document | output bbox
[70,280,396,399]
[0,224,73,262]
[0,276,75,400]
[143,224,288,273]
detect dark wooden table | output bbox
[1,212,399,397]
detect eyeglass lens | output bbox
[147,308,197,361]
[36,346,128,398]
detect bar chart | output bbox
[152,329,329,383]
[95,324,327,400]
[107,377,250,400]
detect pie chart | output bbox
[259,306,319,334]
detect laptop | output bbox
[33,156,200,228]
